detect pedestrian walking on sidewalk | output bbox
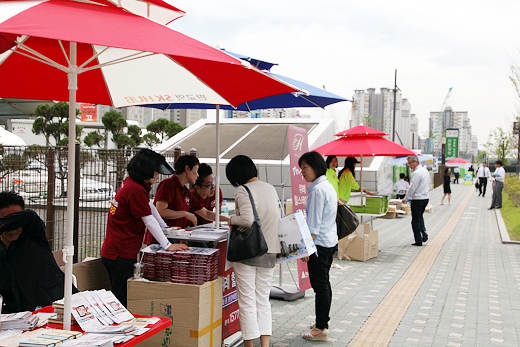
[402,155,430,246]
[476,162,491,197]
[299,151,338,342]
[453,166,460,184]
[441,167,452,205]
[489,160,505,210]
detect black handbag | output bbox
[475,181,481,189]
[227,185,269,262]
[336,199,360,239]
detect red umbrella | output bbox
[314,125,416,203]
[334,124,388,138]
[0,0,301,329]
[446,158,470,164]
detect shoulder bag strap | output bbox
[242,185,261,226]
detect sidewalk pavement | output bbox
[267,182,519,347]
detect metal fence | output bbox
[0,145,179,262]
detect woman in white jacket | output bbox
[226,155,281,347]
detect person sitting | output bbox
[393,173,410,199]
[0,191,78,313]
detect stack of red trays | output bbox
[155,250,174,281]
[141,251,156,280]
[171,248,220,285]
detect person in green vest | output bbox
[338,157,376,203]
[325,155,339,196]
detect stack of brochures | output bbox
[52,290,135,334]
[19,330,83,347]
[0,311,39,330]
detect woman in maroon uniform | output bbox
[101,149,188,306]
[191,163,223,226]
[145,155,229,245]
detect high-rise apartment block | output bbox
[429,107,478,159]
[351,88,418,149]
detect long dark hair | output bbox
[325,155,337,169]
[338,157,357,179]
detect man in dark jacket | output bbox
[0,191,76,313]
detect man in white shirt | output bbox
[453,166,460,184]
[393,173,410,199]
[489,160,506,210]
[402,155,430,246]
[476,162,491,197]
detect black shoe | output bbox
[411,243,422,246]
[488,207,495,210]
[479,193,481,196]
[422,234,428,242]
[482,195,485,197]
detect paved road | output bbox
[267,183,518,347]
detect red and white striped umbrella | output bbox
[0,0,301,328]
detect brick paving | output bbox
[265,182,518,347]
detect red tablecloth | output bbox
[34,306,171,347]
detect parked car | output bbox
[9,162,114,201]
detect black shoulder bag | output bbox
[227,185,269,262]
[336,199,360,239]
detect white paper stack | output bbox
[0,311,39,330]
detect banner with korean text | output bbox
[80,103,97,122]
[445,129,459,160]
[287,125,312,291]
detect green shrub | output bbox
[504,175,520,207]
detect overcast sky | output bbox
[167,0,520,149]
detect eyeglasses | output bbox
[202,183,215,189]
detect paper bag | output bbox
[276,211,316,264]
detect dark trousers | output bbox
[491,181,504,208]
[410,199,429,245]
[454,173,459,184]
[307,245,337,330]
[479,177,488,196]
[102,256,136,307]
[396,194,406,200]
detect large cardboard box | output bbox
[127,278,222,347]
[57,255,111,292]
[338,223,378,261]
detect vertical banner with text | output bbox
[287,125,312,291]
[445,129,459,160]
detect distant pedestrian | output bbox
[440,167,451,205]
[476,163,491,197]
[299,151,338,342]
[402,155,429,246]
[325,155,339,197]
[489,160,505,210]
[453,166,460,184]
[393,173,410,199]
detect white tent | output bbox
[0,127,26,146]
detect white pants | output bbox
[233,262,275,340]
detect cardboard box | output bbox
[389,199,403,210]
[401,204,411,215]
[338,224,378,261]
[127,277,222,347]
[58,256,111,292]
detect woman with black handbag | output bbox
[226,155,281,347]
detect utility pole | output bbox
[392,69,397,142]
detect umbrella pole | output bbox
[63,41,77,330]
[360,154,363,205]
[215,106,220,228]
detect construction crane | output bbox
[433,87,453,153]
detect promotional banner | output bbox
[445,129,459,160]
[216,241,240,340]
[287,125,312,291]
[276,211,317,264]
[80,104,97,122]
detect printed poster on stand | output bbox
[287,125,312,291]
